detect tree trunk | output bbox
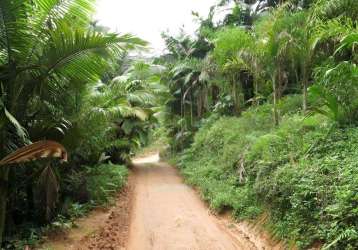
[203,86,209,112]
[254,77,259,106]
[232,75,239,115]
[0,167,9,246]
[302,66,308,113]
[197,90,202,118]
[273,76,279,126]
[211,85,219,105]
[26,170,34,219]
[190,92,193,128]
[180,87,184,132]
[302,80,308,113]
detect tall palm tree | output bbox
[213,27,255,114]
[229,43,266,106]
[256,6,303,125]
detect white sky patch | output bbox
[94,0,218,55]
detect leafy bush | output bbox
[82,164,128,205]
[62,164,128,212]
[178,98,286,216]
[4,163,128,249]
[178,95,358,249]
[310,61,358,125]
[256,127,358,249]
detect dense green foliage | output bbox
[177,97,358,249]
[0,0,164,248]
[5,164,128,249]
[158,0,358,249]
[159,0,357,149]
[63,164,128,206]
[0,0,356,248]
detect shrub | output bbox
[178,95,358,249]
[85,164,128,205]
[60,163,128,216]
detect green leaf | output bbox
[122,120,134,135]
[3,106,28,141]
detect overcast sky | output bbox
[94,0,218,54]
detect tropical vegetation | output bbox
[0,0,165,248]
[157,0,358,249]
[0,0,357,249]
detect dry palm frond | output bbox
[0,140,67,166]
[37,164,59,221]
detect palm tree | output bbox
[170,59,201,126]
[256,6,304,125]
[226,40,266,107]
[0,0,146,243]
[212,27,255,114]
[223,57,245,114]
[88,61,165,163]
[293,12,316,113]
[303,0,357,123]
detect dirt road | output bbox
[42,153,283,250]
[127,154,274,250]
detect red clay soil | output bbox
[75,176,134,250]
[40,154,287,250]
[127,155,285,250]
[39,176,134,250]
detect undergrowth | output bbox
[4,164,128,250]
[177,95,358,249]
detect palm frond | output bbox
[0,140,67,166]
[0,103,28,141]
[0,0,31,62]
[127,90,157,106]
[335,32,358,54]
[37,164,59,221]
